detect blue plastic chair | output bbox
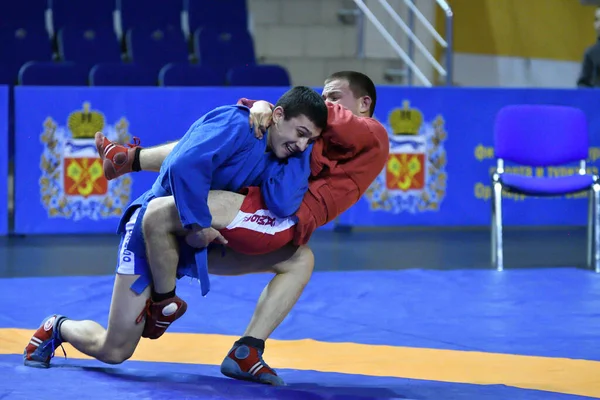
[58,27,123,69]
[126,27,190,72]
[0,27,53,84]
[50,0,117,30]
[491,105,600,272]
[120,0,183,32]
[0,0,47,29]
[227,65,290,86]
[89,63,157,86]
[18,61,89,86]
[0,63,12,84]
[194,27,255,73]
[158,63,225,86]
[187,0,248,33]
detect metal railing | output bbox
[353,0,454,86]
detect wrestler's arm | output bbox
[310,107,389,222]
[293,165,376,246]
[293,118,389,245]
[138,100,269,173]
[237,98,274,109]
[260,144,313,217]
[238,98,274,137]
[165,108,245,231]
[239,97,313,217]
[319,116,389,222]
[322,102,381,156]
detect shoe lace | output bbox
[40,338,67,361]
[127,137,141,148]
[135,298,152,324]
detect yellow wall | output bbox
[436,0,597,61]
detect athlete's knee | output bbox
[95,331,139,365]
[143,196,181,235]
[143,198,166,231]
[296,245,315,277]
[276,245,314,282]
[98,346,135,365]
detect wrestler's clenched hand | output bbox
[248,100,273,139]
[185,227,228,249]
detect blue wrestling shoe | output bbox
[23,315,68,368]
[220,342,285,386]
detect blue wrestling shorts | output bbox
[115,207,218,295]
[115,208,152,283]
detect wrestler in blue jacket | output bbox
[117,87,327,296]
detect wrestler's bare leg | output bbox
[59,275,149,364]
[208,244,314,341]
[24,274,150,367]
[143,192,314,349]
[94,130,177,179]
[142,191,244,294]
[96,101,263,180]
[208,244,314,385]
[142,190,313,385]
[138,141,178,172]
[143,192,313,370]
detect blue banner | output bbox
[0,85,7,235]
[337,87,600,227]
[13,86,600,235]
[14,86,297,234]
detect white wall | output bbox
[362,0,438,86]
[359,0,585,88]
[248,0,586,88]
[247,0,411,85]
[453,54,583,89]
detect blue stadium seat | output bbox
[0,27,54,84]
[120,0,183,32]
[0,0,48,29]
[58,27,122,69]
[158,63,225,86]
[187,0,248,33]
[126,27,190,72]
[18,62,89,86]
[50,0,116,30]
[195,27,255,73]
[0,64,12,85]
[227,65,291,87]
[89,63,157,86]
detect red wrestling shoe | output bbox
[23,315,68,368]
[94,132,141,180]
[220,341,285,386]
[136,296,188,340]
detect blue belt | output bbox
[126,205,212,297]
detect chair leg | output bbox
[593,184,600,273]
[491,188,497,266]
[491,181,504,271]
[587,188,594,269]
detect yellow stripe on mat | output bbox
[1,329,599,398]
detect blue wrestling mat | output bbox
[0,268,599,399]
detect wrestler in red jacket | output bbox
[227,95,389,252]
